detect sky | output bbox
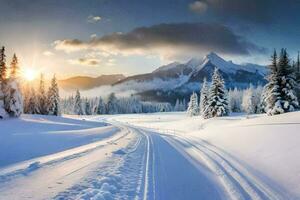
[0,0,300,79]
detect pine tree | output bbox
[261,50,278,113]
[228,87,243,112]
[0,46,8,118]
[199,77,209,115]
[4,54,23,117]
[85,99,91,115]
[242,85,255,114]
[0,47,7,83]
[107,93,118,114]
[47,75,60,116]
[37,74,48,114]
[263,49,299,115]
[204,68,229,118]
[10,54,20,79]
[295,51,300,100]
[97,97,106,114]
[182,98,187,111]
[27,87,39,114]
[74,90,84,115]
[187,92,199,117]
[174,99,180,111]
[23,84,30,113]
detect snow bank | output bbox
[0,114,118,167]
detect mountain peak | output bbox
[204,52,225,62]
[153,61,181,73]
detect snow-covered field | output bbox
[0,112,300,199]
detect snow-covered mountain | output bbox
[186,52,267,89]
[113,52,267,102]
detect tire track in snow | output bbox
[149,134,156,200]
[134,127,221,200]
[134,128,156,200]
[143,133,151,200]
[0,127,130,183]
[164,134,284,200]
[54,126,145,200]
[191,138,285,200]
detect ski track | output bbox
[142,132,150,200]
[156,131,286,200]
[136,126,221,200]
[0,126,129,184]
[54,125,150,200]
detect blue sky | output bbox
[0,0,299,78]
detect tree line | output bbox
[23,74,60,116]
[61,91,173,115]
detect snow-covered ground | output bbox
[0,112,299,199]
[0,115,117,167]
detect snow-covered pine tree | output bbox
[228,87,243,113]
[182,98,187,111]
[187,92,199,117]
[199,77,209,115]
[253,85,263,113]
[261,50,279,114]
[263,49,299,115]
[0,47,7,83]
[295,52,300,100]
[90,97,98,115]
[27,87,39,114]
[37,74,48,114]
[107,93,118,114]
[74,90,84,115]
[10,54,20,79]
[178,100,184,111]
[84,99,92,115]
[242,85,255,114]
[23,84,30,114]
[204,68,229,118]
[174,99,180,111]
[4,54,23,117]
[0,46,8,118]
[47,75,60,116]
[97,97,106,114]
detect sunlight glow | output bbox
[23,69,37,81]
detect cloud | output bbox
[107,58,116,66]
[87,15,102,23]
[43,51,54,56]
[90,34,97,39]
[54,39,88,53]
[68,58,100,66]
[195,0,271,23]
[86,51,111,58]
[189,1,208,14]
[54,22,266,60]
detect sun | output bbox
[23,69,37,81]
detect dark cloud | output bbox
[191,0,273,23]
[189,0,300,24]
[55,22,266,59]
[68,58,100,66]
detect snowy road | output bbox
[0,116,289,199]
